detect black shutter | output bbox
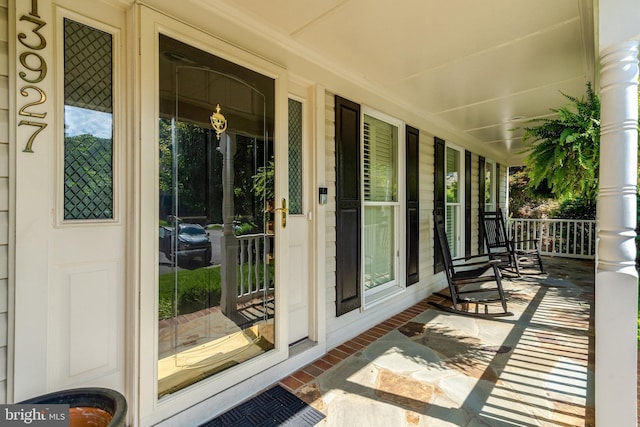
[478,156,485,252]
[335,96,361,316]
[496,164,501,209]
[464,150,472,257]
[433,137,445,273]
[406,125,419,286]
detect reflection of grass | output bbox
[159,267,222,320]
[158,264,274,320]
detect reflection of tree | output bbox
[252,160,274,207]
[158,119,173,194]
[158,119,273,230]
[64,133,113,219]
[159,119,208,216]
[232,135,262,226]
[250,160,274,234]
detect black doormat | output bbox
[200,385,325,427]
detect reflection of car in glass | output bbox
[159,223,211,267]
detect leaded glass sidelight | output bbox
[288,99,303,215]
[63,19,114,220]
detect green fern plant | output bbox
[521,82,600,203]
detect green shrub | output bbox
[550,197,596,220]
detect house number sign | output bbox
[17,0,48,153]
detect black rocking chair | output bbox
[480,208,544,276]
[431,210,512,317]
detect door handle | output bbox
[274,198,288,228]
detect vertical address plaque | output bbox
[17,0,47,153]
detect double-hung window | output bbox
[362,111,402,301]
[445,145,463,258]
[484,160,496,212]
[335,96,416,315]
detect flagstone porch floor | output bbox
[279,257,598,426]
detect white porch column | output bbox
[596,40,638,425]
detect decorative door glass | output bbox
[288,99,303,215]
[63,18,113,220]
[157,35,275,397]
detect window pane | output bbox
[446,147,459,203]
[445,147,461,256]
[364,206,395,290]
[63,19,114,220]
[485,162,493,206]
[288,99,303,215]
[363,115,397,202]
[446,205,458,255]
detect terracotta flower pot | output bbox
[19,387,127,427]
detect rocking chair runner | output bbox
[431,210,512,317]
[480,208,544,276]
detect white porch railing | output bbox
[507,218,596,259]
[236,233,274,303]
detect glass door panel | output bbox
[157,35,275,397]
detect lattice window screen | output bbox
[63,19,114,220]
[288,99,303,215]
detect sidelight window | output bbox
[63,18,114,220]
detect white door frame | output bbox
[136,6,289,426]
[287,80,316,345]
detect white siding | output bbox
[419,132,436,289]
[324,93,337,315]
[0,0,8,404]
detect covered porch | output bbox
[4,1,640,425]
[278,256,596,426]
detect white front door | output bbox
[13,1,127,399]
[287,91,313,344]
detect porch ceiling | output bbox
[213,0,595,165]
